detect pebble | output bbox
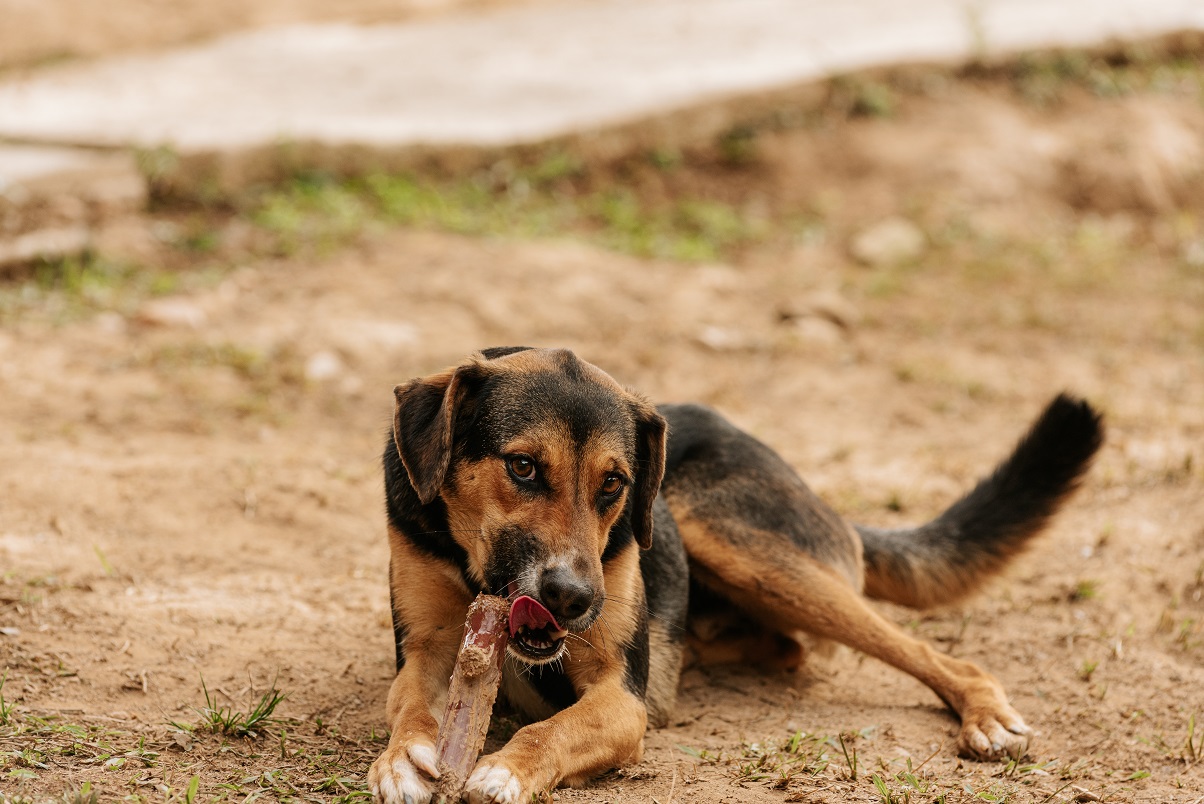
[136,298,207,328]
[305,350,344,382]
[793,316,844,345]
[694,325,753,352]
[849,216,926,266]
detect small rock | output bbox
[793,316,843,346]
[94,311,127,335]
[136,298,207,329]
[150,221,183,243]
[849,217,925,266]
[1182,237,1204,268]
[0,225,90,266]
[305,350,344,382]
[0,626,19,636]
[780,290,860,331]
[695,325,752,352]
[807,291,860,330]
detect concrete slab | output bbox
[0,0,1201,153]
[0,144,146,266]
[0,145,144,201]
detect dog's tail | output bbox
[856,394,1104,609]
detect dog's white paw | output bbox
[369,740,439,804]
[959,706,1032,761]
[465,759,526,804]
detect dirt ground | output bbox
[3,37,1204,804]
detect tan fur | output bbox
[370,525,474,791]
[489,543,648,792]
[440,425,633,588]
[669,507,1028,758]
[375,350,660,802]
[373,349,1082,802]
[645,620,683,728]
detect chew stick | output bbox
[433,593,510,803]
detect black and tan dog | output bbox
[369,347,1103,804]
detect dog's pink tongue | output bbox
[509,595,560,636]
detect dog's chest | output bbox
[500,661,577,722]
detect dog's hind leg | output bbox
[673,513,1030,760]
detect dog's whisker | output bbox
[407,528,487,539]
[566,633,597,653]
[594,611,621,648]
[601,594,688,635]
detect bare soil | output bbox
[3,43,1204,804]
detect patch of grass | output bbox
[63,781,99,804]
[999,757,1058,778]
[676,743,723,764]
[735,730,833,785]
[171,676,287,739]
[1,700,375,803]
[828,76,897,118]
[871,769,946,804]
[0,252,196,326]
[716,125,760,165]
[1175,617,1201,650]
[835,730,860,781]
[1071,579,1100,601]
[247,168,770,263]
[140,340,306,422]
[0,670,16,726]
[1078,658,1100,682]
[1183,713,1202,762]
[92,545,115,577]
[967,782,1014,802]
[255,176,375,254]
[993,40,1204,107]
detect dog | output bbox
[369,346,1103,804]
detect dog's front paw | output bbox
[369,739,439,804]
[958,700,1032,761]
[465,757,527,804]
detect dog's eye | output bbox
[600,474,625,497]
[507,455,537,482]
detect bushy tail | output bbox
[858,394,1104,609]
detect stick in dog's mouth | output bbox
[508,595,569,660]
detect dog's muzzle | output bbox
[508,595,569,662]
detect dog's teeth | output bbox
[549,628,568,640]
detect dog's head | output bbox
[391,347,666,663]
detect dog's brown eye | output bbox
[508,456,536,481]
[600,474,625,496]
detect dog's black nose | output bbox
[539,566,594,623]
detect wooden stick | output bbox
[433,593,510,803]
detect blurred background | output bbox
[1,2,1202,802]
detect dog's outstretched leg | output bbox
[661,394,1103,759]
[678,520,1031,759]
[370,530,471,804]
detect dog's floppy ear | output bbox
[392,363,485,505]
[630,401,667,550]
[479,345,533,360]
